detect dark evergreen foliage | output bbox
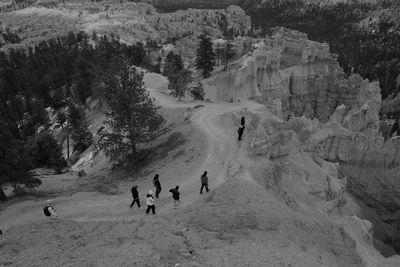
[97,59,165,168]
[191,82,205,101]
[0,31,157,195]
[223,40,235,70]
[71,122,92,154]
[163,52,193,99]
[26,131,66,173]
[195,34,215,78]
[0,120,38,201]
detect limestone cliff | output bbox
[202,28,380,123]
[209,28,400,254]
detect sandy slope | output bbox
[0,72,396,266]
[0,73,245,225]
[0,73,264,266]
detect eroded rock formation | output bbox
[202,28,381,123]
[211,28,400,255]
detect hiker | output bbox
[390,119,399,137]
[200,171,210,194]
[153,174,162,198]
[238,125,245,141]
[169,186,180,209]
[241,116,245,126]
[43,200,58,218]
[146,190,156,215]
[130,185,141,209]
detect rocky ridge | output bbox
[202,28,379,123]
[202,27,400,255]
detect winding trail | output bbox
[0,76,263,230]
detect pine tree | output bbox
[223,39,235,70]
[0,121,39,202]
[170,69,193,100]
[97,59,165,168]
[215,42,224,66]
[195,34,215,78]
[26,131,66,173]
[163,52,191,100]
[163,51,183,78]
[71,121,92,154]
[73,56,95,105]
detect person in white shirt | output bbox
[43,200,58,218]
[146,190,155,215]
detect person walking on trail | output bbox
[43,200,58,218]
[146,190,156,215]
[241,116,245,127]
[238,125,245,141]
[130,185,141,209]
[153,174,162,199]
[200,171,210,194]
[169,186,180,209]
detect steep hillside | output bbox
[202,27,400,254]
[1,1,400,266]
[0,69,397,267]
[2,29,400,266]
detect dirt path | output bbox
[0,78,261,231]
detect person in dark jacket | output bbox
[153,174,162,198]
[130,185,141,209]
[146,190,156,215]
[200,171,209,194]
[169,186,180,209]
[390,119,399,137]
[43,199,57,218]
[238,125,245,141]
[241,116,245,126]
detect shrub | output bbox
[26,131,67,173]
[191,82,205,101]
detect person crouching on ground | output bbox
[146,190,156,215]
[153,174,162,198]
[130,185,141,209]
[43,200,58,218]
[169,186,180,209]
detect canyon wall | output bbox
[0,2,251,51]
[202,28,376,123]
[206,28,400,251]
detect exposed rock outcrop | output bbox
[202,28,380,123]
[209,28,400,256]
[0,2,251,51]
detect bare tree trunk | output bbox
[0,187,8,202]
[66,129,70,160]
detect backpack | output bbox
[43,206,51,217]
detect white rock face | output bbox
[206,28,400,257]
[202,28,380,123]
